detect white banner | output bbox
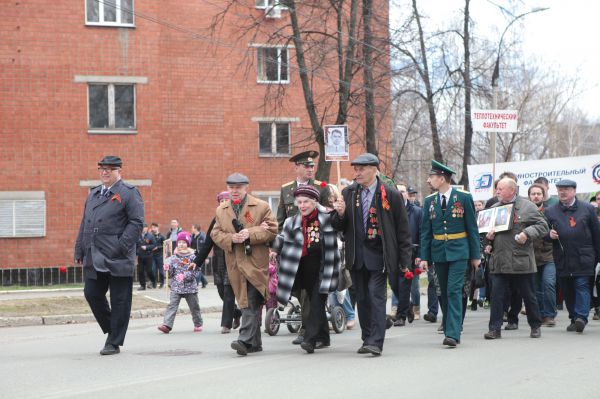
[467,154,600,201]
[472,109,518,133]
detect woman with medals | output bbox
[272,185,341,353]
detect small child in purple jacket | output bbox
[158,231,204,333]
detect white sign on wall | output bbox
[472,109,518,133]
[467,154,600,201]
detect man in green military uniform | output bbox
[419,160,480,348]
[277,150,325,345]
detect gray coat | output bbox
[74,179,144,279]
[273,205,340,305]
[487,196,549,274]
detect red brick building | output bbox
[0,0,391,284]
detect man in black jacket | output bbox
[331,153,412,356]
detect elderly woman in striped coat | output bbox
[272,185,341,354]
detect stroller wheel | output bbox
[286,305,302,333]
[331,305,346,333]
[265,308,280,336]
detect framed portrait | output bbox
[477,203,514,234]
[324,125,349,161]
[493,203,514,232]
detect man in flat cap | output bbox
[420,160,480,347]
[277,150,324,345]
[545,179,600,333]
[331,153,412,356]
[211,173,278,355]
[482,177,547,341]
[75,156,144,355]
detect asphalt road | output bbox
[2,304,599,399]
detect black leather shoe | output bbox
[566,323,577,332]
[362,345,382,356]
[385,316,394,330]
[137,286,146,291]
[315,341,330,349]
[393,318,406,327]
[407,308,415,323]
[443,337,458,347]
[300,341,315,354]
[231,340,248,356]
[357,346,369,354]
[100,343,120,355]
[423,313,437,323]
[575,318,586,333]
[158,283,164,289]
[292,335,304,345]
[247,346,263,353]
[530,327,541,338]
[504,323,518,330]
[484,330,501,340]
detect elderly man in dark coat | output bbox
[75,156,144,355]
[545,179,600,333]
[331,153,412,356]
[483,177,548,340]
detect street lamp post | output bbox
[489,7,550,179]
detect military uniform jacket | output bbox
[277,179,323,232]
[74,179,144,279]
[420,188,480,263]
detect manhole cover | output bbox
[136,349,202,356]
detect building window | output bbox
[255,0,287,9]
[88,83,136,133]
[0,192,46,238]
[252,191,280,213]
[259,121,290,156]
[257,47,289,83]
[86,0,134,26]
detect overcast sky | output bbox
[391,0,600,120]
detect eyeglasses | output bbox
[98,167,120,173]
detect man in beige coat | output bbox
[211,173,277,355]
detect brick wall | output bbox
[0,0,391,270]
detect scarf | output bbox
[232,195,247,218]
[301,208,319,257]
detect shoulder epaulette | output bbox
[457,188,471,194]
[313,179,322,185]
[121,181,136,189]
[425,192,437,198]
[282,181,295,188]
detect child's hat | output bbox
[177,231,191,246]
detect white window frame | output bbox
[255,0,288,10]
[0,192,46,238]
[252,191,280,213]
[256,46,290,84]
[255,117,299,157]
[75,75,147,135]
[85,0,135,27]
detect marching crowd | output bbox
[75,154,600,356]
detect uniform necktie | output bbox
[101,187,107,197]
[441,195,447,213]
[362,187,370,229]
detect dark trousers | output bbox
[304,277,329,346]
[392,273,412,320]
[352,267,388,349]
[84,272,133,346]
[152,254,165,284]
[489,273,541,331]
[238,282,264,349]
[217,283,241,328]
[138,256,156,288]
[560,276,591,323]
[427,266,439,316]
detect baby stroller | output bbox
[264,295,346,336]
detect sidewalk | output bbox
[0,277,224,328]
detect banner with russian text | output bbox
[467,154,600,201]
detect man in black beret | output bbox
[75,156,144,355]
[331,153,412,356]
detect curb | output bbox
[0,305,223,328]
